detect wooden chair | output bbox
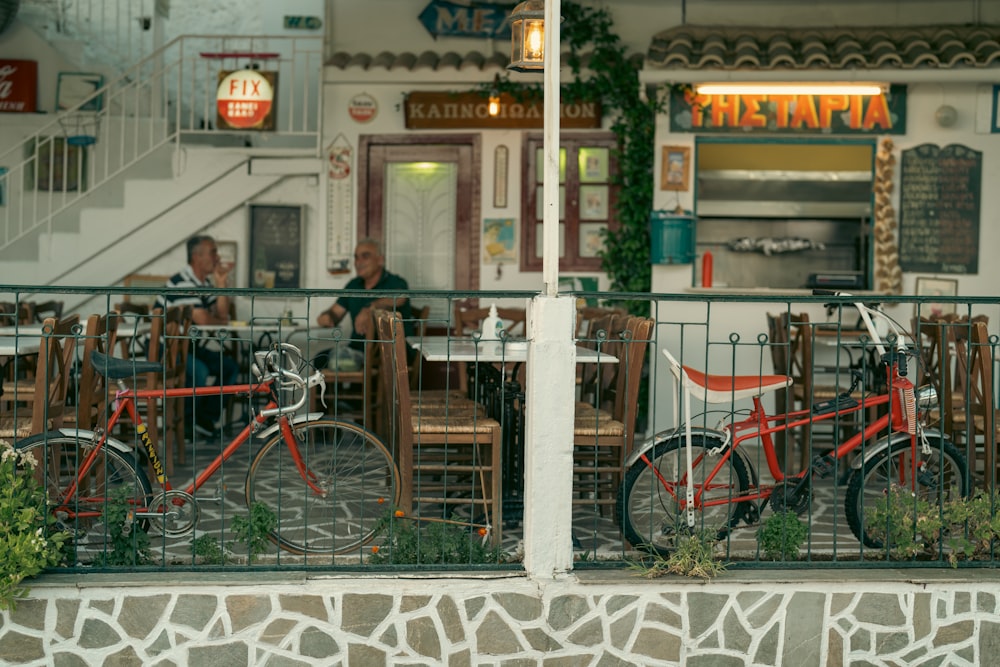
[962,321,1000,489]
[786,314,868,472]
[766,312,801,466]
[577,310,627,411]
[572,316,654,513]
[0,301,33,327]
[406,304,431,391]
[32,300,64,323]
[0,315,78,439]
[0,301,35,326]
[64,312,118,432]
[375,309,503,543]
[913,314,989,441]
[123,306,191,475]
[938,320,1000,489]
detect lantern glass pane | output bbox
[524,18,544,62]
[511,19,524,62]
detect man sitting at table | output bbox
[157,234,239,437]
[316,238,414,368]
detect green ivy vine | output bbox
[484,2,662,313]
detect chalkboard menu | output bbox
[899,143,981,274]
[248,204,302,289]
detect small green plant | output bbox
[865,485,945,560]
[939,489,1000,564]
[0,440,71,610]
[757,511,809,561]
[100,485,153,567]
[628,530,728,579]
[190,534,229,565]
[230,502,277,563]
[866,485,1000,566]
[369,509,507,565]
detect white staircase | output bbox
[0,32,323,298]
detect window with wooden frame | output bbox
[520,132,618,272]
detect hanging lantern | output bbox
[488,74,501,117]
[507,0,545,73]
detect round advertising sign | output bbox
[216,70,274,129]
[348,93,378,123]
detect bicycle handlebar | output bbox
[811,289,910,373]
[253,343,325,418]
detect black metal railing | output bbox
[1,284,997,572]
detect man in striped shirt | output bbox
[158,235,239,435]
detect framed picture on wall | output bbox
[914,276,959,319]
[248,205,302,290]
[661,145,690,191]
[56,72,105,111]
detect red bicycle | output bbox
[17,343,400,562]
[618,290,969,554]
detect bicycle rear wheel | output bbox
[845,435,968,549]
[246,420,399,556]
[618,435,751,556]
[16,431,152,565]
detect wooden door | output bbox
[359,135,480,298]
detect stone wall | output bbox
[2,570,999,665]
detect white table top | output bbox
[0,325,43,337]
[0,336,40,357]
[407,336,618,364]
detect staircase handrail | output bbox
[1,33,179,166]
[0,34,322,254]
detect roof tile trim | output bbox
[647,25,1000,70]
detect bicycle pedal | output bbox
[810,455,836,478]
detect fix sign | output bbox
[216,69,275,130]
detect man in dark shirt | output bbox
[157,234,239,435]
[316,238,413,366]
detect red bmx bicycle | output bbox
[618,290,969,554]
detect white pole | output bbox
[524,0,575,579]
[542,0,561,296]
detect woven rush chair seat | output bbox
[573,415,626,436]
[409,412,495,432]
[573,402,615,423]
[1,414,57,439]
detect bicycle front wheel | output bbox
[618,435,751,556]
[16,431,152,565]
[246,420,399,556]
[845,436,968,549]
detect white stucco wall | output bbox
[6,0,1000,314]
